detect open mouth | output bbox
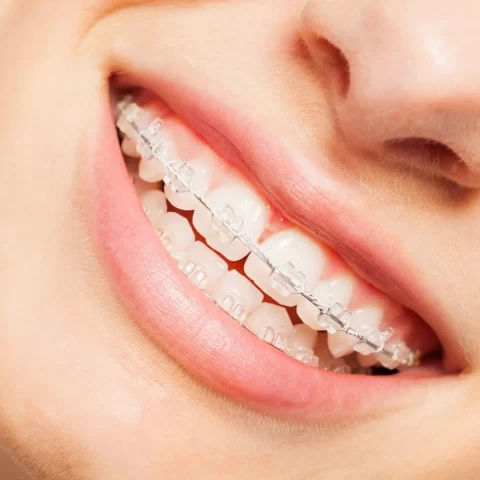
[91,77,453,418]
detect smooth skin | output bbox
[1,1,479,478]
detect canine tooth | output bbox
[122,137,140,158]
[155,212,195,261]
[140,190,167,226]
[244,304,294,351]
[285,325,320,366]
[327,307,384,358]
[179,242,228,290]
[193,184,270,261]
[297,277,354,330]
[209,271,263,324]
[165,157,215,210]
[244,229,325,306]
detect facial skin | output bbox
[1,0,480,478]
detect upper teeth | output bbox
[244,228,326,306]
[193,183,270,261]
[116,97,419,371]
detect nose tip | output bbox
[301,1,480,187]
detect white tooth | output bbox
[209,271,263,324]
[286,324,318,351]
[122,137,140,158]
[244,303,294,351]
[138,158,166,183]
[284,324,319,365]
[327,307,384,358]
[193,183,270,261]
[165,157,215,210]
[297,277,354,330]
[244,229,325,307]
[179,242,228,290]
[140,190,167,225]
[138,132,177,183]
[155,212,195,262]
[357,352,378,368]
[130,170,158,196]
[314,334,352,372]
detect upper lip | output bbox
[115,69,465,373]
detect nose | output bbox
[301,0,480,187]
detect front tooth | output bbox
[155,212,195,262]
[244,229,326,307]
[209,271,263,324]
[165,156,215,211]
[244,303,294,351]
[179,242,228,290]
[327,307,384,358]
[140,190,168,226]
[192,183,270,261]
[285,324,319,365]
[297,277,354,330]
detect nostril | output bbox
[385,137,462,173]
[303,36,350,98]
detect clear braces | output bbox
[116,96,420,371]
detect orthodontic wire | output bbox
[116,96,420,370]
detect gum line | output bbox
[116,96,420,371]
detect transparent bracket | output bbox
[116,96,420,370]
[219,295,247,324]
[269,262,306,297]
[211,206,244,244]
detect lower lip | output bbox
[89,101,441,420]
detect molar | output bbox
[209,271,263,324]
[154,212,196,262]
[327,307,384,358]
[192,183,270,261]
[244,303,294,351]
[244,229,326,306]
[165,156,215,210]
[179,242,228,290]
[297,277,354,330]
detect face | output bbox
[1,0,480,478]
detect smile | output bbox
[118,94,427,373]
[90,75,453,419]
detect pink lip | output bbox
[87,72,457,419]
